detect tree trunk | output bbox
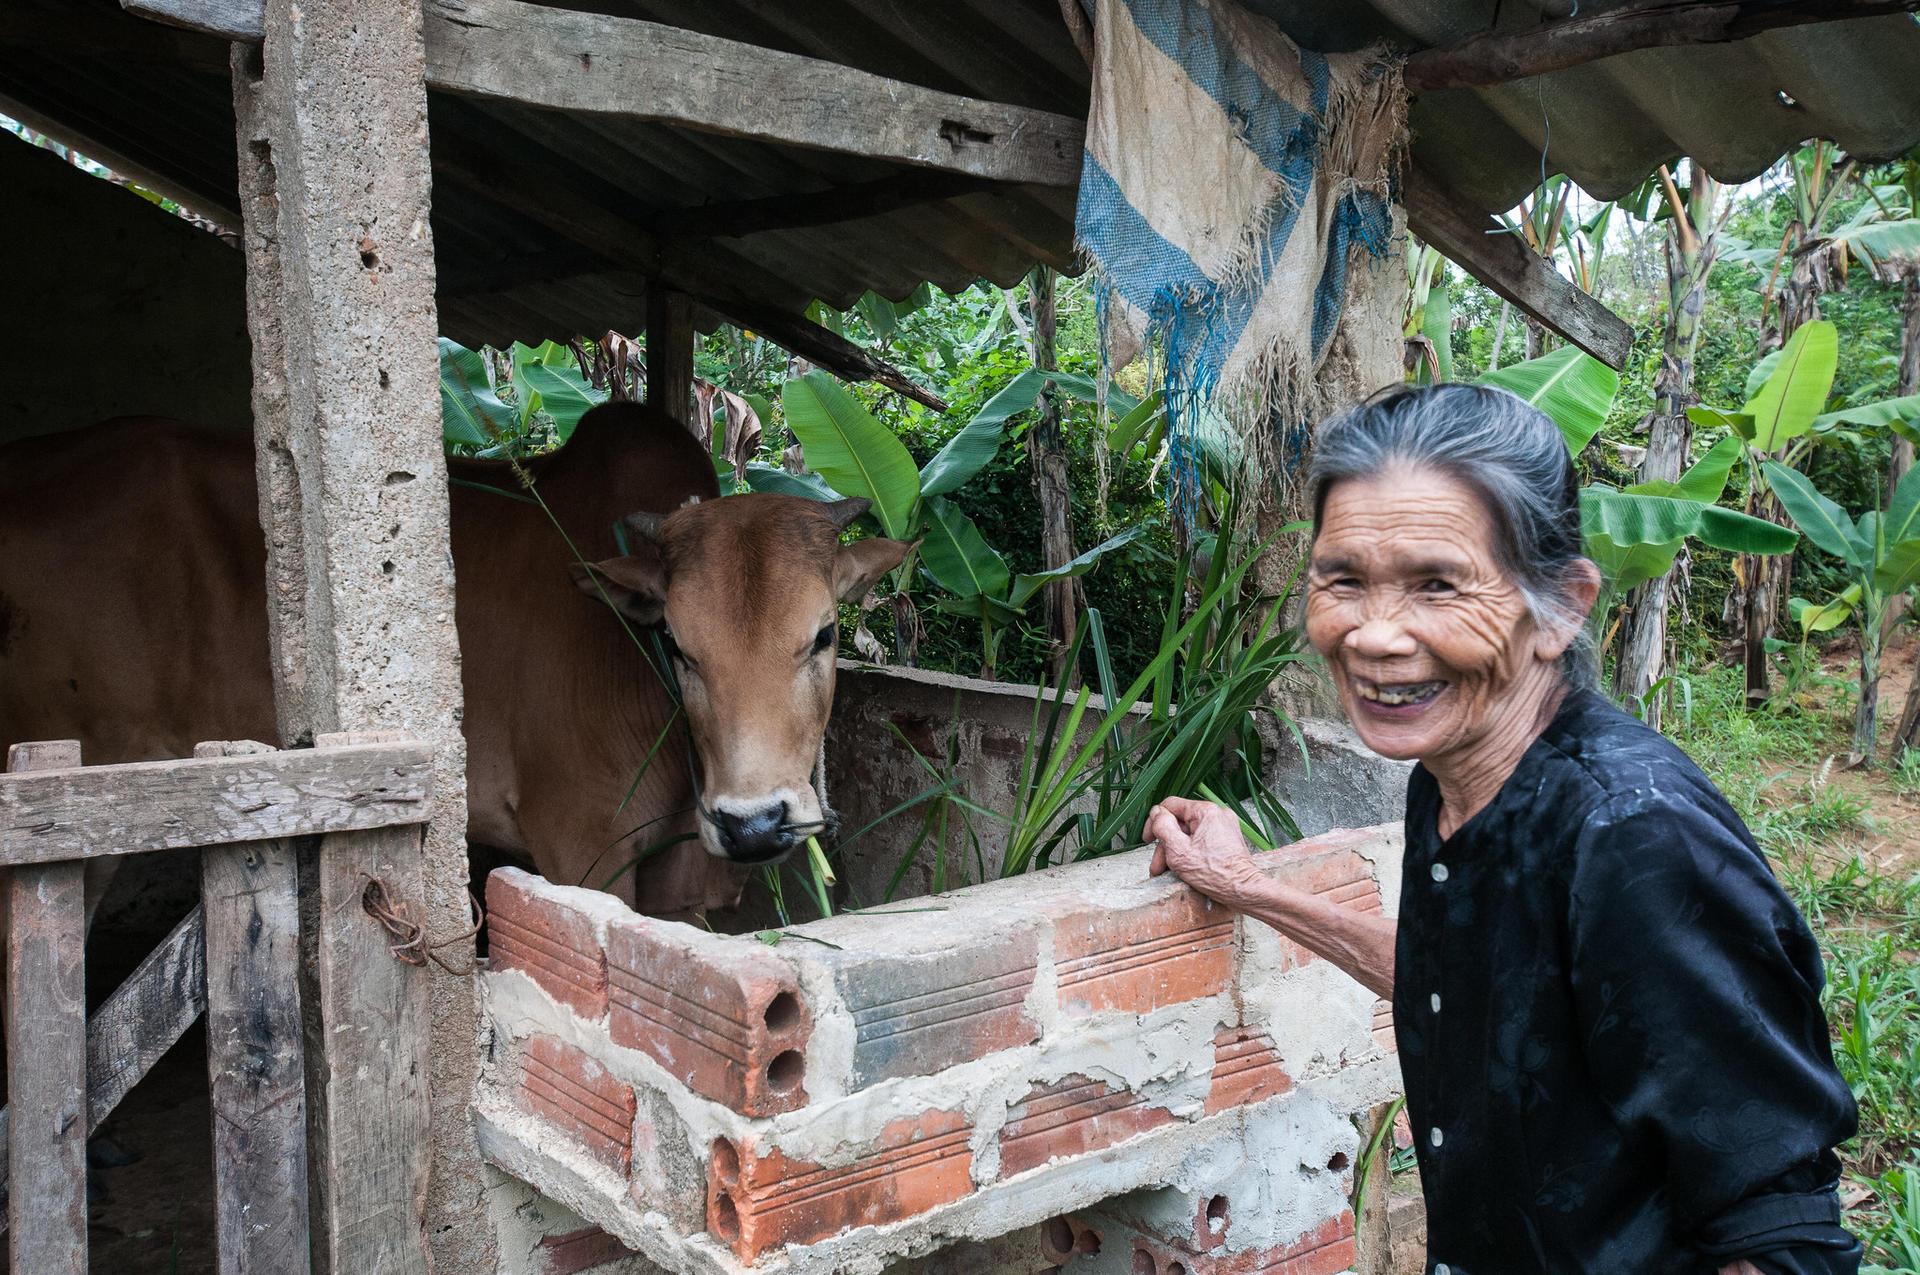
[1488,301,1510,372]
[1614,170,1719,724]
[1853,628,1882,766]
[1740,222,1824,703]
[1524,315,1544,360]
[1027,266,1080,686]
[1894,643,1920,753]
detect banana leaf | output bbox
[919,496,1010,599]
[1763,461,1861,565]
[1744,321,1837,452]
[782,371,922,538]
[1791,587,1860,635]
[1008,524,1152,608]
[438,337,514,448]
[1476,345,1620,455]
[1812,393,1920,435]
[741,463,840,501]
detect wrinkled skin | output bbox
[1302,463,1598,834]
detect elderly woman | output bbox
[1147,384,1859,1275]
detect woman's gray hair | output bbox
[1306,383,1596,689]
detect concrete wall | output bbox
[0,134,252,444]
[823,662,1408,902]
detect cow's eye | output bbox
[659,629,692,668]
[811,624,836,656]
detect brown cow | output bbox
[0,403,909,918]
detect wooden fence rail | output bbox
[0,735,435,1275]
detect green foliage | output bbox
[438,337,607,456]
[1477,345,1622,454]
[781,372,922,538]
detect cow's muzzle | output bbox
[711,801,801,863]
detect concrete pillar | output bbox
[229,1,487,1269]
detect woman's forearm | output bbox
[1234,874,1397,998]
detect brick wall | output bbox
[476,825,1403,1274]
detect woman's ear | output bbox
[1533,559,1603,663]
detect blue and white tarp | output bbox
[1076,0,1402,505]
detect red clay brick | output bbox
[1124,1210,1356,1274]
[488,869,609,1020]
[708,1110,975,1263]
[831,931,1040,1087]
[1039,1213,1107,1263]
[607,918,810,1117]
[1053,889,1234,1017]
[1371,1000,1395,1052]
[517,1035,635,1175]
[534,1225,631,1275]
[1205,1027,1293,1115]
[998,1074,1175,1179]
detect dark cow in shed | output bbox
[0,402,910,919]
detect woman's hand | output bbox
[1144,795,1264,910]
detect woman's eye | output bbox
[812,624,837,655]
[1417,578,1455,595]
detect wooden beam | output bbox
[5,740,88,1275]
[195,742,310,1275]
[0,904,209,1233]
[1403,166,1634,370]
[647,287,695,428]
[124,0,1084,185]
[1405,0,1920,94]
[648,171,1005,241]
[712,298,952,412]
[0,741,434,867]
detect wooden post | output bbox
[649,284,695,429]
[229,0,477,1266]
[196,742,311,1275]
[5,739,87,1275]
[1027,266,1080,685]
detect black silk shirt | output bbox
[1395,689,1861,1275]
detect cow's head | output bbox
[572,494,911,864]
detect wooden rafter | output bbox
[1404,0,1920,94]
[1403,166,1634,369]
[122,0,1083,186]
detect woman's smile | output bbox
[1350,674,1449,714]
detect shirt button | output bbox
[1430,862,1449,882]
[1430,992,1442,1013]
[1429,1126,1444,1148]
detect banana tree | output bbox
[1476,343,1621,455]
[778,370,1143,674]
[1583,436,1800,700]
[1765,460,1920,765]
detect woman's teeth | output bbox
[1355,679,1444,706]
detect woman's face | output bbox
[1304,463,1570,764]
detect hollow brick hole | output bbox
[766,1049,805,1094]
[1074,1228,1101,1255]
[1131,1250,1156,1275]
[1044,1217,1075,1260]
[711,1192,740,1243]
[1167,1264,1187,1275]
[1206,1194,1229,1234]
[763,990,801,1033]
[712,1138,740,1180]
[1327,1151,1350,1173]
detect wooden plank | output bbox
[5,740,88,1275]
[120,0,261,39]
[127,0,1083,185]
[0,904,208,1233]
[1404,0,1920,94]
[195,743,311,1275]
[1403,166,1634,370]
[0,741,434,868]
[305,815,431,1275]
[648,171,1004,241]
[647,287,694,429]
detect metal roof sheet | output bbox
[6,0,1920,353]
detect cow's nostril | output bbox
[713,802,794,862]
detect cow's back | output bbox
[0,418,275,763]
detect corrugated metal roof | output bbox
[6,0,1920,354]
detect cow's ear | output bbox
[571,553,666,624]
[834,537,913,602]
